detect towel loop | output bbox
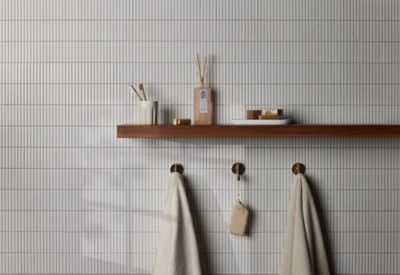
[292,162,305,175]
[232,162,245,181]
[170,163,184,174]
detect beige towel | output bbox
[280,174,330,275]
[153,172,201,275]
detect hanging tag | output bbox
[228,200,251,236]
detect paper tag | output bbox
[228,200,250,236]
[200,89,208,113]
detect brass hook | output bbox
[170,163,184,174]
[232,162,245,181]
[291,162,306,175]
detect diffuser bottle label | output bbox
[200,89,208,113]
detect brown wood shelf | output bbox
[117,124,400,138]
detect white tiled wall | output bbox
[1,0,400,274]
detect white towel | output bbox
[153,172,202,275]
[280,174,330,275]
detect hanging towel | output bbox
[153,172,202,275]
[279,174,330,275]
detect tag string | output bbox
[236,179,240,201]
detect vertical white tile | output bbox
[0,0,400,274]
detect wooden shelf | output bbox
[117,124,400,138]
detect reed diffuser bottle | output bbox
[193,54,213,125]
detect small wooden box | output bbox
[246,110,262,119]
[173,118,191,125]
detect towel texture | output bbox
[153,172,201,275]
[280,174,330,275]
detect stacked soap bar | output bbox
[246,109,283,120]
[259,109,283,119]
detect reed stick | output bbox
[202,54,209,84]
[195,53,203,85]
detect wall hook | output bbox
[292,162,306,175]
[170,163,184,174]
[232,162,245,181]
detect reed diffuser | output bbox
[193,53,213,125]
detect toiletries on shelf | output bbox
[246,108,284,120]
[138,101,158,125]
[193,54,213,125]
[129,83,158,125]
[232,108,290,125]
[259,108,283,119]
[246,110,262,119]
[194,87,213,124]
[173,118,191,125]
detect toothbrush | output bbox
[139,83,147,101]
[130,85,143,101]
